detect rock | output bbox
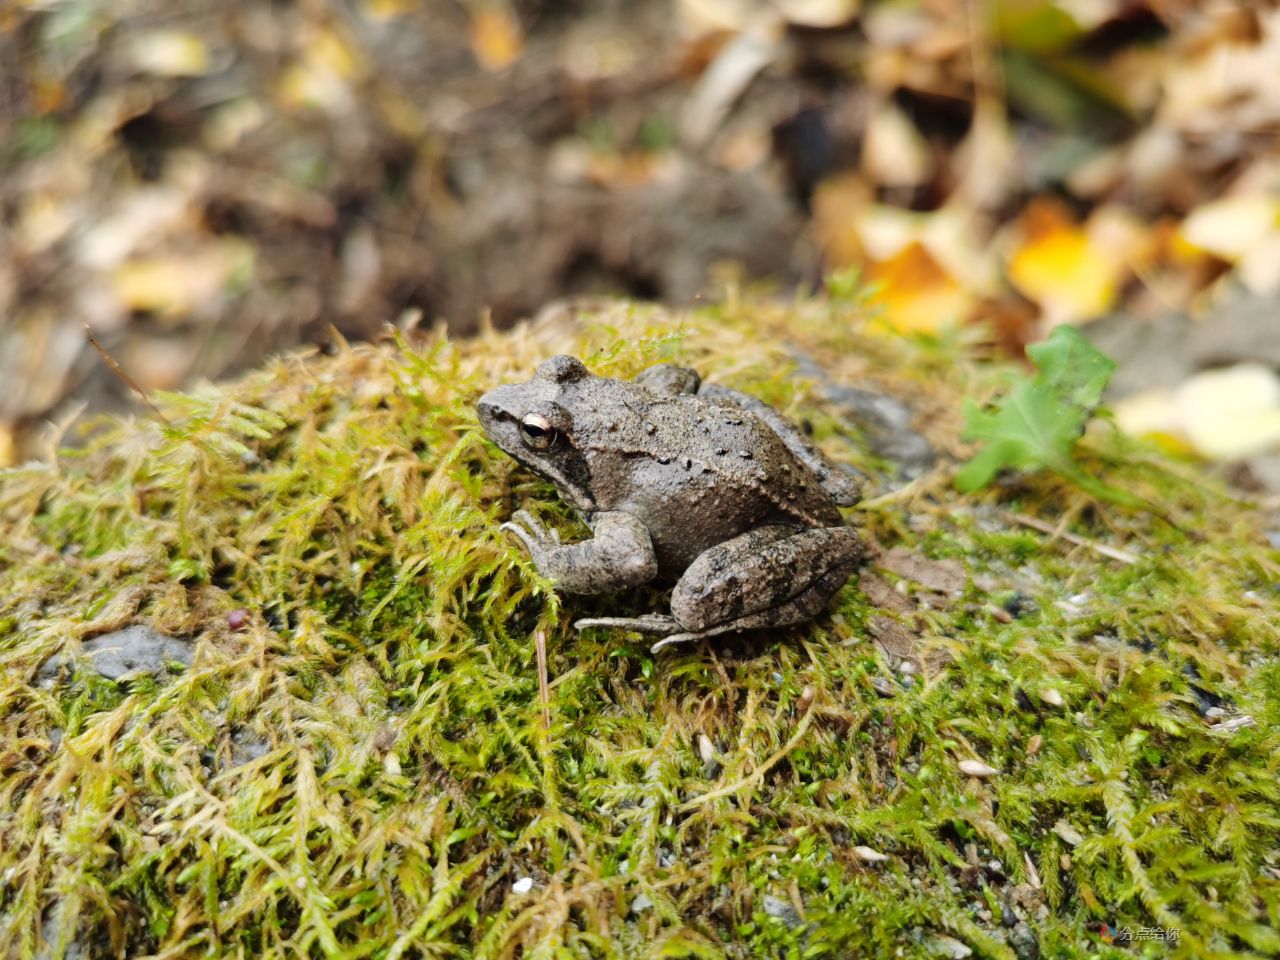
[957,758,1000,778]
[38,899,86,960]
[854,845,890,863]
[1009,920,1040,960]
[37,625,193,685]
[791,353,936,478]
[229,727,270,767]
[928,934,973,958]
[1052,819,1084,846]
[762,894,804,928]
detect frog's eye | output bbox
[519,413,560,451]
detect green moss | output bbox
[1,300,1278,959]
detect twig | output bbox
[676,696,817,812]
[1003,510,1139,565]
[82,322,171,425]
[534,629,551,731]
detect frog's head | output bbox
[476,356,597,512]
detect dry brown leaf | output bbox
[858,572,915,614]
[868,615,919,663]
[879,545,966,595]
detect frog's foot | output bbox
[650,623,741,652]
[500,509,560,552]
[573,614,679,635]
[573,615,739,652]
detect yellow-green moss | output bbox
[1,298,1277,959]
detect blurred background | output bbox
[1,0,1278,480]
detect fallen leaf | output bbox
[113,242,252,318]
[1038,687,1064,707]
[129,30,211,77]
[1175,363,1280,460]
[879,546,967,595]
[868,615,920,663]
[866,242,973,334]
[853,845,890,862]
[1052,819,1084,846]
[776,0,859,28]
[862,101,933,188]
[858,572,915,614]
[1179,195,1280,262]
[957,758,1001,778]
[1006,199,1123,325]
[470,7,523,72]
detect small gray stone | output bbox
[928,934,973,959]
[762,894,804,928]
[630,893,653,914]
[1009,920,1039,960]
[38,625,192,685]
[229,727,271,767]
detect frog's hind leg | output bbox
[651,563,852,651]
[654,524,863,653]
[573,613,681,635]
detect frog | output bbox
[476,355,864,651]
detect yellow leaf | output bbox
[471,8,523,72]
[113,243,252,318]
[1176,364,1280,460]
[278,28,363,111]
[776,0,860,28]
[866,242,972,334]
[130,30,210,77]
[0,422,16,468]
[361,0,415,20]
[1179,195,1280,262]
[862,101,932,188]
[811,173,872,268]
[1006,199,1119,324]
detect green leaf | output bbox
[955,325,1140,505]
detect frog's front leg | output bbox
[501,509,659,595]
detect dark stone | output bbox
[37,625,193,685]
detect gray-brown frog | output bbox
[476,355,863,651]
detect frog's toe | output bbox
[649,623,741,652]
[574,614,679,635]
[510,509,548,537]
[501,510,559,551]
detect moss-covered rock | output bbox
[1,298,1277,959]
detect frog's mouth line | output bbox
[478,403,597,515]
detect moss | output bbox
[1,299,1277,959]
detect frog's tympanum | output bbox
[477,356,863,651]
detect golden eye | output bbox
[519,413,559,450]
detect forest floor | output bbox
[1,296,1277,959]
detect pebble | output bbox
[512,877,533,894]
[762,895,803,928]
[37,625,193,685]
[957,759,1000,778]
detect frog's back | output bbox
[574,386,842,573]
[664,393,842,523]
